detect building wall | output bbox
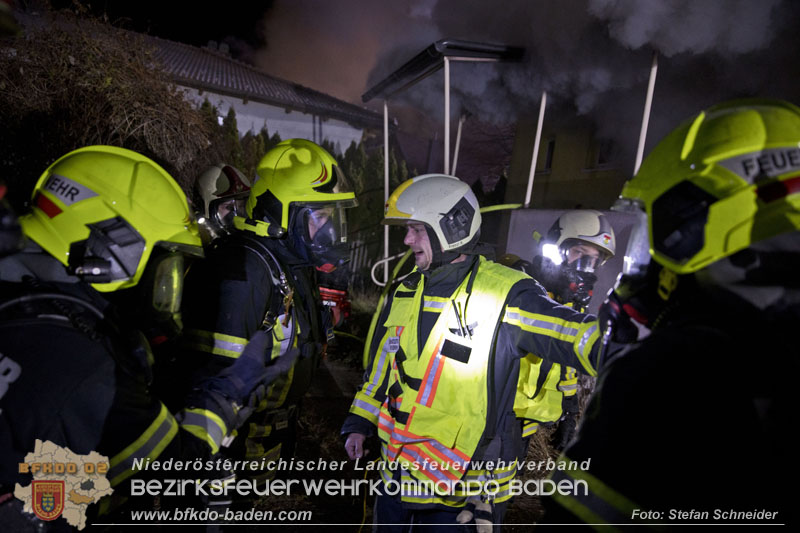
[180,87,366,155]
[505,116,628,210]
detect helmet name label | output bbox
[719,147,800,182]
[43,174,98,205]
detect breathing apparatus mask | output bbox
[201,191,250,241]
[538,240,603,309]
[288,200,355,272]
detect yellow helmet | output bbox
[246,138,356,230]
[20,145,203,292]
[618,99,800,276]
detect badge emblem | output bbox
[32,480,65,521]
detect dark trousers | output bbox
[373,493,508,532]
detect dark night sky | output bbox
[49,1,271,54]
[40,0,800,169]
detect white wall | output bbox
[180,87,365,155]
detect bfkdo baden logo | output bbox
[14,440,113,530]
[32,480,65,521]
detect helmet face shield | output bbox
[612,197,651,277]
[291,199,356,271]
[560,241,604,272]
[205,191,250,234]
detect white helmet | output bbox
[545,210,616,266]
[383,174,481,252]
[196,163,252,217]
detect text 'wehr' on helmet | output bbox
[21,145,203,294]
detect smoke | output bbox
[257,0,800,166]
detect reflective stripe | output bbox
[576,322,600,376]
[108,403,178,486]
[551,458,638,527]
[422,299,447,312]
[418,349,444,407]
[365,334,393,396]
[352,397,381,419]
[522,421,540,437]
[184,329,248,358]
[178,408,228,454]
[504,308,580,339]
[558,383,578,393]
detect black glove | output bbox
[553,414,578,451]
[200,330,299,405]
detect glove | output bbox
[598,287,639,346]
[200,330,299,405]
[553,414,578,451]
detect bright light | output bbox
[197,216,206,225]
[541,243,562,265]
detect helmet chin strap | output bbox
[424,226,463,271]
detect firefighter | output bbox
[0,146,295,528]
[178,139,356,485]
[500,210,616,449]
[194,163,252,242]
[341,174,605,530]
[543,99,798,526]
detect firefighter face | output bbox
[404,222,433,270]
[564,243,602,272]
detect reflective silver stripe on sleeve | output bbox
[505,310,580,337]
[364,336,392,396]
[178,410,226,449]
[107,409,178,485]
[352,398,381,418]
[577,323,598,359]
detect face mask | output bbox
[291,205,351,272]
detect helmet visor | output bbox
[296,200,356,249]
[612,197,651,276]
[207,191,250,232]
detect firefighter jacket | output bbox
[515,296,582,438]
[341,255,601,509]
[542,284,793,527]
[0,251,229,522]
[176,232,332,480]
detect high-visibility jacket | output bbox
[0,255,226,520]
[515,297,582,438]
[343,255,601,509]
[176,232,331,481]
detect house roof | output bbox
[149,35,387,129]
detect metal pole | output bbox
[524,90,547,208]
[383,100,390,284]
[444,57,450,174]
[634,52,658,176]
[452,114,466,175]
